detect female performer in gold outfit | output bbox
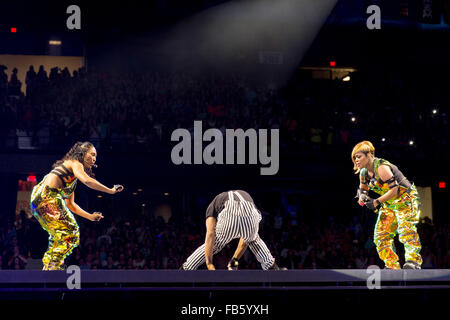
[30,141,124,270]
[352,141,422,269]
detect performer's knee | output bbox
[374,232,392,247]
[65,229,80,249]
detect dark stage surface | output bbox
[0,269,448,316]
[1,269,449,288]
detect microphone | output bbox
[92,164,98,168]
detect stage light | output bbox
[342,75,350,82]
[10,27,17,33]
[27,175,36,182]
[97,195,103,198]
[432,109,437,114]
[351,117,356,122]
[330,61,336,67]
[142,203,146,207]
[49,40,62,45]
[164,193,169,196]
[137,188,143,192]
[381,138,386,142]
[132,192,138,196]
[409,140,414,146]
[439,181,446,189]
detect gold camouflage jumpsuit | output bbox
[30,165,80,270]
[361,158,422,269]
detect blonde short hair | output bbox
[351,141,375,174]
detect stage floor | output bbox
[1,269,448,316]
[1,269,449,287]
[0,269,449,291]
[0,270,448,303]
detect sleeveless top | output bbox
[47,164,78,198]
[360,158,413,205]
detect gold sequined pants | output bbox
[374,189,422,269]
[31,183,80,270]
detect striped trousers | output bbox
[183,191,275,270]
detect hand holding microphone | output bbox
[356,188,368,206]
[359,194,368,206]
[112,184,124,193]
[91,212,104,221]
[357,190,380,211]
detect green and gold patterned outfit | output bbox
[30,164,80,270]
[361,158,422,269]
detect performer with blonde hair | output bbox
[352,141,422,269]
[31,141,124,270]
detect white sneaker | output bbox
[402,261,421,269]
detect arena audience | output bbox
[0,65,448,162]
[1,206,448,270]
[0,65,448,270]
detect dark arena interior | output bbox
[0,0,449,316]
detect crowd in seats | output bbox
[0,65,448,162]
[0,65,448,270]
[1,207,448,270]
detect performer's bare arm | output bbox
[358,174,369,204]
[227,238,248,270]
[205,217,217,270]
[70,161,123,194]
[232,238,248,260]
[65,192,103,222]
[359,177,369,190]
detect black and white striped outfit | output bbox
[182,190,275,270]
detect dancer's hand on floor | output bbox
[227,258,239,270]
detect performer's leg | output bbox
[246,234,275,270]
[182,236,230,270]
[33,196,80,270]
[182,209,240,270]
[374,208,400,269]
[42,233,55,270]
[396,191,422,266]
[238,203,275,270]
[43,228,80,270]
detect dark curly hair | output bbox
[52,141,95,177]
